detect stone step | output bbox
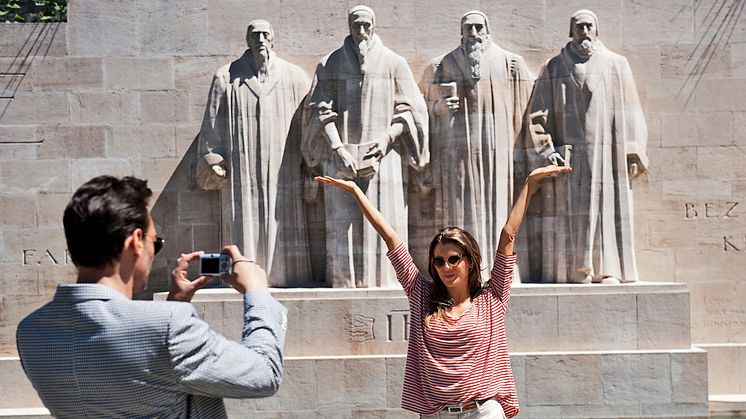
[710,394,746,417]
[224,349,710,418]
[696,343,746,395]
[0,349,708,418]
[0,409,51,419]
[157,282,692,356]
[0,357,43,410]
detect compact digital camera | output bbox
[199,253,232,276]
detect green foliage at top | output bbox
[1,0,67,23]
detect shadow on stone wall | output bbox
[137,135,221,299]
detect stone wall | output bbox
[0,0,744,361]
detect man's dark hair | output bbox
[63,176,153,268]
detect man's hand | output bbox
[221,245,269,293]
[168,251,213,302]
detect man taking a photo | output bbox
[16,175,288,418]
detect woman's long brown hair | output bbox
[425,227,483,328]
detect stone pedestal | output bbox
[156,282,709,418]
[0,283,708,418]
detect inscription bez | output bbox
[684,202,739,219]
[22,249,72,265]
[684,203,743,252]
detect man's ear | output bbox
[126,228,145,256]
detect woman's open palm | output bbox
[314,176,359,195]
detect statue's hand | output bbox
[335,146,358,176]
[628,162,639,179]
[196,152,228,190]
[211,164,226,178]
[434,96,459,116]
[546,151,566,166]
[363,134,391,162]
[627,153,645,179]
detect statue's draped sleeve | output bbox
[392,54,429,170]
[196,69,230,190]
[614,57,649,173]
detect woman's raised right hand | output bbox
[314,176,359,195]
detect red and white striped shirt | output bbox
[387,243,519,417]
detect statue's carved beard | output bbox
[356,39,369,74]
[462,36,487,81]
[575,39,597,58]
[254,48,270,83]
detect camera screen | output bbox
[201,257,220,274]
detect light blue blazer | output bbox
[16,284,288,418]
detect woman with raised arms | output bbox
[316,164,571,418]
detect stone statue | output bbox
[419,11,532,269]
[196,19,313,286]
[523,9,648,283]
[301,5,429,287]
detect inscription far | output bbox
[22,249,72,265]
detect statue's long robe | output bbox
[524,41,648,283]
[302,35,428,287]
[420,43,532,269]
[198,51,312,286]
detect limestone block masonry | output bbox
[0,284,708,418]
[170,285,710,418]
[1,0,744,416]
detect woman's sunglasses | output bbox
[431,254,464,268]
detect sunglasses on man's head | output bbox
[431,254,464,268]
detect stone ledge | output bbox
[0,408,51,419]
[695,343,746,394]
[0,350,709,418]
[710,394,746,417]
[164,283,692,355]
[154,281,690,301]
